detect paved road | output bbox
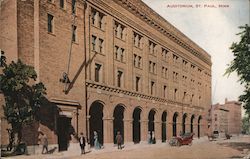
[3,135,250,159]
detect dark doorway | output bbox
[182,113,187,134]
[198,116,202,138]
[148,109,156,132]
[162,111,167,142]
[89,101,104,146]
[113,105,125,144]
[133,107,141,143]
[172,112,178,136]
[57,116,71,151]
[191,115,195,133]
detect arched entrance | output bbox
[162,111,167,142]
[198,116,202,138]
[182,113,187,134]
[190,115,195,133]
[133,107,141,143]
[113,105,125,144]
[148,109,156,132]
[89,101,104,146]
[173,112,178,136]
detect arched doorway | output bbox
[89,101,104,146]
[148,109,156,132]
[113,105,125,144]
[162,111,167,142]
[198,116,202,138]
[182,113,187,134]
[133,107,141,143]
[190,115,195,133]
[173,112,178,136]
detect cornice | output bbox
[114,0,212,66]
[87,0,210,70]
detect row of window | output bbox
[48,0,75,14]
[47,6,207,79]
[47,13,77,42]
[94,63,203,102]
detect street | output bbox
[4,135,250,159]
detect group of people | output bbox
[40,131,123,155]
[79,131,123,154]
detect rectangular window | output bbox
[114,21,125,40]
[120,48,124,62]
[133,32,142,48]
[115,46,119,60]
[95,63,101,82]
[117,70,123,87]
[151,81,155,95]
[91,9,105,30]
[138,56,142,68]
[136,76,140,92]
[92,35,97,51]
[72,0,76,14]
[149,41,156,55]
[72,25,77,42]
[47,14,54,33]
[174,89,178,101]
[60,0,64,8]
[99,38,104,53]
[164,85,167,98]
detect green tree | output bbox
[242,115,250,134]
[225,24,250,113]
[0,59,46,144]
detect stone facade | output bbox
[211,99,242,134]
[0,0,211,151]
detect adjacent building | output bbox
[0,0,212,152]
[211,99,242,134]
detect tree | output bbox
[0,59,46,145]
[242,115,250,134]
[225,24,250,113]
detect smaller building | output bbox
[211,98,242,135]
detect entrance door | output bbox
[57,116,71,151]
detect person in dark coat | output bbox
[116,131,123,150]
[41,133,48,154]
[79,132,86,154]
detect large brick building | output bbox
[0,0,211,152]
[211,99,242,135]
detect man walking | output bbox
[79,132,86,154]
[41,133,48,154]
[116,131,123,150]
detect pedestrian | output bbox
[79,132,86,154]
[94,131,100,150]
[148,131,151,144]
[152,131,156,144]
[116,131,123,149]
[41,133,48,154]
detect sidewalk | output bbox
[0,137,227,159]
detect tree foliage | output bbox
[242,115,250,134]
[225,24,250,114]
[0,59,46,144]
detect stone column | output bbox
[193,124,198,138]
[167,121,172,139]
[124,118,133,144]
[155,121,161,143]
[140,120,148,143]
[186,119,191,134]
[103,117,113,144]
[177,122,182,136]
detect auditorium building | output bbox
[0,0,212,151]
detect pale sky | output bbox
[142,0,250,108]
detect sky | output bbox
[142,0,250,109]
